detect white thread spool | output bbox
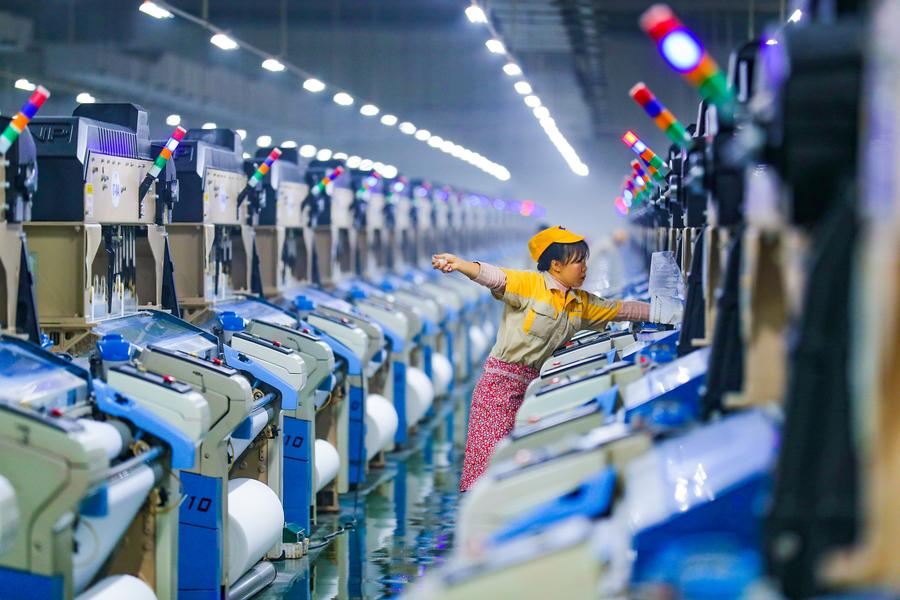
[430,352,454,397]
[406,366,434,425]
[365,393,399,460]
[314,439,340,492]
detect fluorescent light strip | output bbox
[137,0,510,180]
[463,0,588,176]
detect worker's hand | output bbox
[432,253,459,273]
[649,295,683,325]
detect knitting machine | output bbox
[0,334,208,600]
[25,103,180,353]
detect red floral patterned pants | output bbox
[459,356,540,491]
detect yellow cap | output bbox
[527,225,585,262]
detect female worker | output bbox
[432,225,682,491]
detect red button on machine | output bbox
[163,375,176,384]
[272,340,282,347]
[212,357,223,365]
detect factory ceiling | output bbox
[0,0,783,235]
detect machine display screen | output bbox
[0,342,89,409]
[93,312,216,356]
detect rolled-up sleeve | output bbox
[473,262,507,293]
[582,295,651,327]
[612,300,650,322]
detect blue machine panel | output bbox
[393,361,408,445]
[178,472,223,598]
[0,567,64,600]
[348,384,366,485]
[282,415,312,532]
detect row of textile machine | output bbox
[402,2,898,599]
[0,87,536,599]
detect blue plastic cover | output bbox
[97,334,132,362]
[93,380,196,469]
[294,295,317,312]
[221,345,299,410]
[420,317,439,336]
[489,468,617,545]
[370,320,404,354]
[623,347,709,425]
[593,384,619,415]
[218,310,245,332]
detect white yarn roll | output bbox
[405,366,434,425]
[226,478,284,586]
[75,575,157,600]
[230,409,270,460]
[314,439,340,493]
[468,325,489,360]
[73,464,156,593]
[480,320,496,342]
[0,475,18,553]
[430,352,454,397]
[365,394,399,460]
[75,419,124,461]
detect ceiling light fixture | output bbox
[139,1,173,19]
[359,104,379,116]
[465,4,488,23]
[14,78,36,91]
[485,39,505,54]
[210,32,239,50]
[333,92,354,106]
[303,78,326,92]
[503,63,522,76]
[261,58,285,72]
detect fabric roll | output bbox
[314,439,340,493]
[226,478,284,586]
[365,393,399,460]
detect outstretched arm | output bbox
[582,293,681,328]
[432,253,508,295]
[431,253,481,279]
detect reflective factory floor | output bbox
[259,396,468,599]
